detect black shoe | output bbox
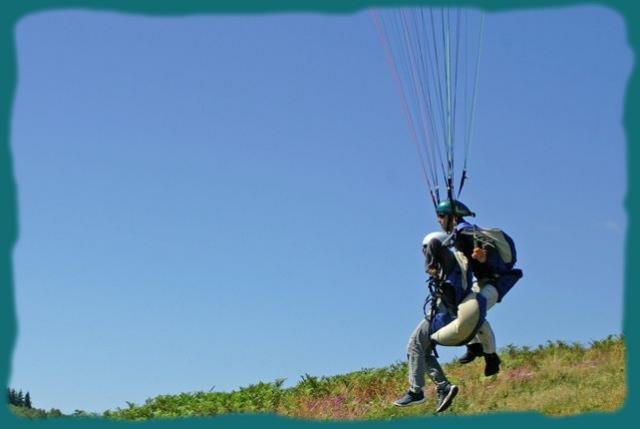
[458,343,483,364]
[435,384,458,413]
[484,353,501,376]
[393,389,425,407]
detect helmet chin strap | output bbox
[446,176,457,233]
[445,214,456,233]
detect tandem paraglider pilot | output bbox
[434,200,523,377]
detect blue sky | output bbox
[9,5,631,414]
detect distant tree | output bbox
[48,408,63,418]
[25,392,32,409]
[10,388,19,406]
[7,388,15,405]
[17,390,25,407]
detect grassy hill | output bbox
[101,335,625,420]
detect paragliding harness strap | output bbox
[422,275,456,358]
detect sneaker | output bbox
[484,353,501,376]
[458,343,483,364]
[393,389,425,407]
[435,384,458,413]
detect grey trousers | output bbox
[407,317,450,392]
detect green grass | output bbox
[98,335,625,421]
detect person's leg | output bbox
[476,283,501,375]
[394,319,429,407]
[407,319,449,391]
[476,320,496,353]
[396,317,458,412]
[480,283,499,309]
[422,326,459,414]
[460,283,500,371]
[475,284,499,352]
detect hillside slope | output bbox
[104,335,625,420]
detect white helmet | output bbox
[422,231,448,247]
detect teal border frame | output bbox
[1,0,636,427]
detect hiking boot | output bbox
[458,343,483,364]
[435,384,458,413]
[393,389,425,407]
[484,353,501,376]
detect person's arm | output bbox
[454,227,487,262]
[472,247,487,263]
[457,229,490,271]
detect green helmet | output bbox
[436,200,476,217]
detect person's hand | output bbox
[427,264,439,277]
[472,247,487,263]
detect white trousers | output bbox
[469,282,499,353]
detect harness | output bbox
[421,248,487,352]
[422,276,456,322]
[422,271,466,357]
[422,276,448,357]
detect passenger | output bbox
[393,233,466,412]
